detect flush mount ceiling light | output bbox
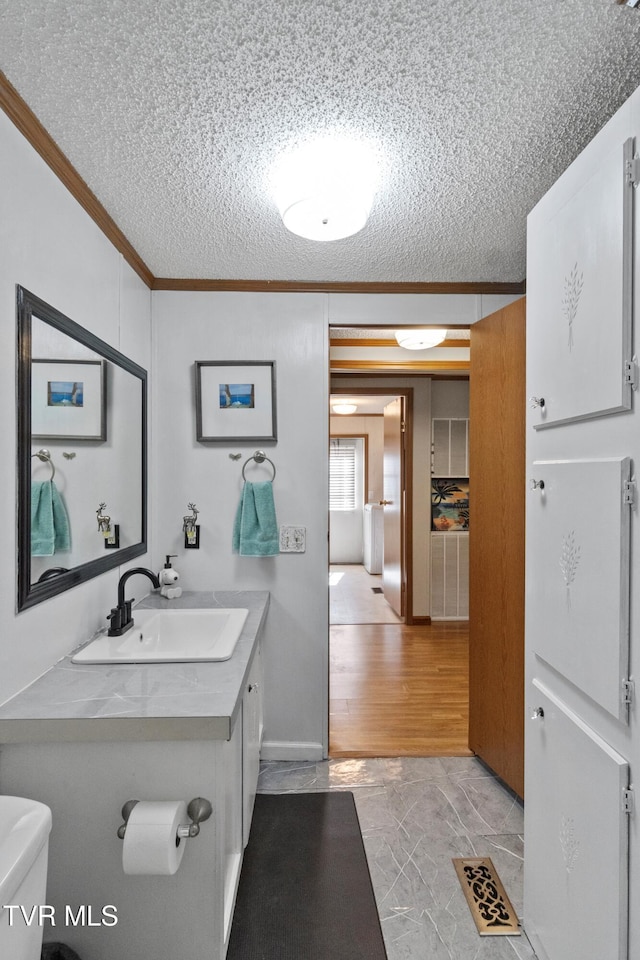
[271,136,380,242]
[282,195,370,243]
[332,402,358,415]
[395,329,447,350]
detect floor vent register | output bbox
[452,857,520,936]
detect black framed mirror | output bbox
[16,285,147,611]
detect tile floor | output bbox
[258,756,537,960]
[330,564,402,624]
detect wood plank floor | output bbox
[329,620,472,757]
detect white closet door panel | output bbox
[528,139,632,429]
[525,680,629,960]
[528,457,630,719]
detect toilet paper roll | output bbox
[122,800,188,875]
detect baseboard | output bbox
[410,615,432,625]
[260,740,325,762]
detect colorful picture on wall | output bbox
[431,478,469,532]
[47,381,84,407]
[195,361,277,442]
[32,359,106,440]
[219,383,255,409]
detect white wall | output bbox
[0,110,152,705]
[431,380,470,420]
[151,290,329,759]
[152,293,506,754]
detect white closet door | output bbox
[525,680,629,960]
[527,139,633,429]
[527,457,631,720]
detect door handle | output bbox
[379,500,392,505]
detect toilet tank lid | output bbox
[0,797,52,902]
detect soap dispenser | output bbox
[158,555,182,599]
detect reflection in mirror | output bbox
[17,286,147,611]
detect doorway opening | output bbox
[329,403,406,625]
[329,432,401,624]
[328,326,472,757]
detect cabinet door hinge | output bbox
[622,678,635,705]
[624,360,638,388]
[625,155,640,187]
[623,481,636,506]
[623,788,635,817]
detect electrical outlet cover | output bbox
[279,525,306,553]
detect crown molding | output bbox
[331,359,470,373]
[152,277,525,294]
[331,337,471,348]
[332,373,470,382]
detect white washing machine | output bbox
[363,503,383,574]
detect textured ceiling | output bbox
[1,0,640,283]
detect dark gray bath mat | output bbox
[227,791,387,960]
[41,944,83,960]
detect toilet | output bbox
[0,796,52,960]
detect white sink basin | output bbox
[72,607,249,663]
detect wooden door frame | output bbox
[330,384,415,623]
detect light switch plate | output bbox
[279,525,306,553]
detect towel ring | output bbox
[242,450,276,481]
[31,448,55,481]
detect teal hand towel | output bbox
[31,480,71,556]
[232,481,279,556]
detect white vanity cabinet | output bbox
[223,713,244,949]
[223,640,264,950]
[0,591,268,960]
[242,642,263,847]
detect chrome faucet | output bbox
[107,567,160,637]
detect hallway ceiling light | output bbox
[332,403,358,415]
[271,136,380,242]
[395,329,447,350]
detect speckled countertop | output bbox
[0,591,269,743]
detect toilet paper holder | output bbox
[117,797,212,840]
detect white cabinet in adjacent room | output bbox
[430,416,469,620]
[430,532,469,619]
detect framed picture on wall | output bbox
[31,358,107,440]
[195,360,277,442]
[431,478,469,532]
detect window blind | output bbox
[329,443,357,510]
